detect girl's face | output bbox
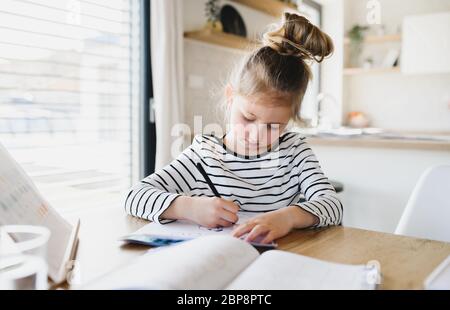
[226,86,292,154]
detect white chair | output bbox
[395,165,450,243]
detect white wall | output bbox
[184,39,245,130]
[311,143,450,233]
[343,0,450,131]
[344,0,450,32]
[345,73,450,131]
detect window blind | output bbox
[0,0,142,214]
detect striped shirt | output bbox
[124,131,343,227]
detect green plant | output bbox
[347,25,369,67]
[278,0,298,8]
[205,0,221,24]
[347,25,369,44]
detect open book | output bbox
[84,235,378,290]
[0,143,79,284]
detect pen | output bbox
[195,162,221,197]
[195,162,244,213]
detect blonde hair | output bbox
[222,12,334,123]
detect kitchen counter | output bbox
[291,127,450,151]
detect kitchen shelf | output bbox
[344,34,402,45]
[343,67,401,76]
[230,0,297,17]
[184,29,258,50]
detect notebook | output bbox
[83,235,378,290]
[121,210,277,248]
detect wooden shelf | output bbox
[344,34,402,45]
[184,29,258,50]
[230,0,297,17]
[343,67,401,76]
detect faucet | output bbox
[312,93,339,129]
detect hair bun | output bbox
[262,12,334,62]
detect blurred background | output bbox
[1,0,449,233]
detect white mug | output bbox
[0,255,48,290]
[0,225,51,290]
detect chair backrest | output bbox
[395,165,450,243]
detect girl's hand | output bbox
[162,196,239,227]
[189,197,240,228]
[232,208,295,244]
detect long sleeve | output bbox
[123,142,200,224]
[291,143,343,227]
[124,133,343,227]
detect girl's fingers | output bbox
[260,232,276,244]
[219,208,239,224]
[221,201,240,214]
[232,221,255,238]
[217,218,233,228]
[245,225,269,242]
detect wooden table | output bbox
[58,206,450,290]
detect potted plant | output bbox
[279,0,298,8]
[204,0,223,32]
[347,25,369,67]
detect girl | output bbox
[124,13,342,244]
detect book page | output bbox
[0,143,75,283]
[226,250,376,290]
[83,235,259,290]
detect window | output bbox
[0,0,143,215]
